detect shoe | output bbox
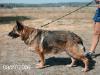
[84,51,95,58]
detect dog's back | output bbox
[41,30,85,54]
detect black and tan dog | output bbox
[8,21,89,72]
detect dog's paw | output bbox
[35,63,44,69]
[28,47,35,52]
[66,64,73,67]
[81,68,89,72]
[28,47,33,50]
[66,64,76,67]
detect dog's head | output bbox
[8,21,24,39]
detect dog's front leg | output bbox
[36,51,45,69]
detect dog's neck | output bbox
[20,27,41,45]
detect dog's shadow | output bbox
[45,57,96,71]
[45,57,71,66]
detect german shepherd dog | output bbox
[8,21,89,72]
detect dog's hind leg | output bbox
[67,57,76,67]
[65,44,89,72]
[81,56,89,72]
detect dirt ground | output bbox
[0,7,100,75]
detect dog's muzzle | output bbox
[8,31,20,39]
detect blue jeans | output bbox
[93,8,100,22]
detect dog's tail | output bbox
[78,44,93,59]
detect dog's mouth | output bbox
[8,32,20,39]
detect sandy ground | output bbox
[0,7,100,75]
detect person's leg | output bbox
[85,22,100,57]
[89,22,100,53]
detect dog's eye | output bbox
[16,25,19,30]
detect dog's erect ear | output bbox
[16,20,24,31]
